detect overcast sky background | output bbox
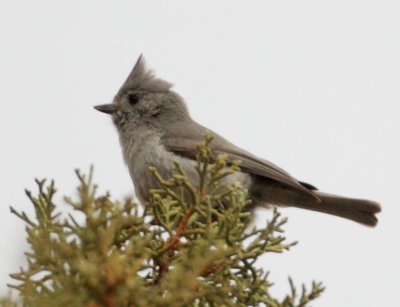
[1,1,399,306]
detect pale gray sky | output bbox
[1,1,399,306]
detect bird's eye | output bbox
[128,94,140,106]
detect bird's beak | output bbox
[93,104,117,114]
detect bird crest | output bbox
[116,55,172,98]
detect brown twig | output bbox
[154,208,194,284]
[201,263,226,276]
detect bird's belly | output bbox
[128,144,181,204]
[124,139,251,205]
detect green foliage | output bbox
[4,135,323,306]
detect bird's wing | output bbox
[161,120,317,197]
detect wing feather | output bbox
[161,120,317,197]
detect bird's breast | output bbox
[121,131,252,204]
[121,132,193,203]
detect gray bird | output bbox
[94,55,381,227]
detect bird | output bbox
[94,55,381,227]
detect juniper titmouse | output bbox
[94,55,381,226]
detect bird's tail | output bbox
[295,191,381,227]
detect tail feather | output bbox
[251,178,381,227]
[297,191,381,227]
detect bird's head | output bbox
[94,55,190,133]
